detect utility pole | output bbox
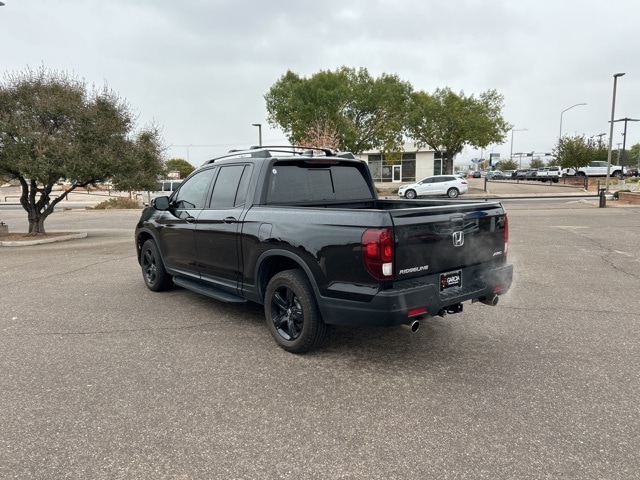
[593,132,606,147]
[612,118,640,182]
[605,73,625,193]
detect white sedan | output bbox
[398,175,469,199]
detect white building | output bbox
[355,142,448,183]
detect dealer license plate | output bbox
[440,270,462,291]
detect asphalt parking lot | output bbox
[1,202,640,479]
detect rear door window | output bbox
[209,165,251,209]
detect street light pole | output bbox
[252,123,262,147]
[559,103,587,140]
[605,73,625,193]
[510,128,528,161]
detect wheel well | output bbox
[257,256,304,301]
[136,232,154,262]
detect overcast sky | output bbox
[2,0,639,168]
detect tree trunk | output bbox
[26,208,47,235]
[19,179,58,235]
[28,217,46,234]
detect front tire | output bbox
[404,189,417,199]
[264,270,327,353]
[141,239,173,292]
[447,188,460,198]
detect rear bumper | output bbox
[317,263,513,327]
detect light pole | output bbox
[252,123,262,147]
[186,143,193,164]
[605,73,625,193]
[509,128,528,161]
[559,103,587,140]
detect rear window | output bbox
[266,162,373,204]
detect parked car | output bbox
[397,175,469,199]
[534,166,562,183]
[472,171,482,178]
[486,170,506,180]
[626,168,639,177]
[577,161,626,178]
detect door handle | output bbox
[185,216,196,223]
[223,217,237,224]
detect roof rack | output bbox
[203,146,355,164]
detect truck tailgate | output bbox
[390,203,507,279]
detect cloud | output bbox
[2,0,639,167]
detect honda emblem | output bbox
[452,231,464,247]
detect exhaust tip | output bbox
[480,295,499,306]
[401,320,420,333]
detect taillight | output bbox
[503,215,509,254]
[362,228,394,280]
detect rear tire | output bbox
[447,188,459,198]
[264,270,327,353]
[141,240,173,292]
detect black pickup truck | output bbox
[135,147,512,353]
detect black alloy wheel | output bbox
[264,270,327,353]
[141,239,173,291]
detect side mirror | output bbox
[153,196,170,211]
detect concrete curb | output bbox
[0,232,87,247]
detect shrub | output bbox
[94,197,142,209]
[612,189,631,200]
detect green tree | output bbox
[165,158,195,179]
[264,67,413,154]
[406,88,510,172]
[553,135,607,170]
[0,67,164,234]
[529,158,545,169]
[627,143,640,168]
[498,159,518,170]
